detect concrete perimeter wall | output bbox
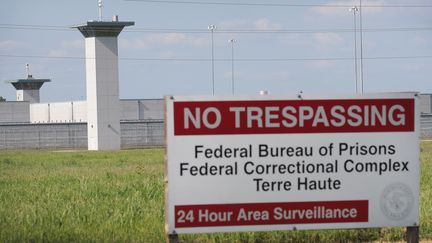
[0,123,87,149]
[29,99,163,123]
[0,120,164,150]
[30,101,87,123]
[1,115,431,150]
[420,94,432,114]
[0,102,30,123]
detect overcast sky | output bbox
[0,0,431,102]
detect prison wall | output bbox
[0,120,164,150]
[0,102,30,123]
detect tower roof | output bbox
[72,21,134,38]
[5,75,51,90]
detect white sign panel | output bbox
[165,93,420,234]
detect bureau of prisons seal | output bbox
[380,183,414,220]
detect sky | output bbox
[0,0,431,102]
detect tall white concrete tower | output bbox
[74,18,134,150]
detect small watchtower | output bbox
[5,64,50,103]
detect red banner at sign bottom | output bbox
[175,200,368,228]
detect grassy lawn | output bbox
[0,142,431,242]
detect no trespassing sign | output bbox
[165,93,420,234]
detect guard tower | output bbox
[73,7,134,150]
[6,64,50,103]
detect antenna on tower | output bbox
[25,63,30,78]
[98,0,103,21]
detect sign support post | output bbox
[166,233,179,243]
[406,226,419,243]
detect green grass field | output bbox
[1,142,431,242]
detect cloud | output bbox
[253,18,282,30]
[159,51,176,59]
[0,40,27,50]
[218,19,250,29]
[219,17,282,30]
[120,17,284,50]
[413,36,427,46]
[217,18,283,42]
[312,0,385,16]
[61,40,84,49]
[280,34,313,47]
[162,33,187,44]
[120,18,282,49]
[189,37,209,47]
[41,40,84,59]
[120,33,189,49]
[314,33,344,45]
[47,49,69,57]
